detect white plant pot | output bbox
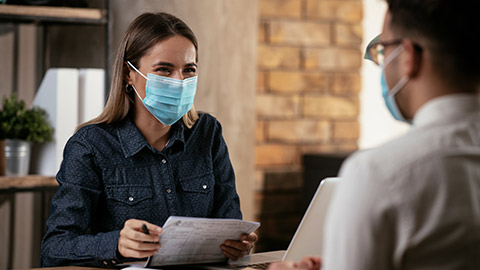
[5,139,31,176]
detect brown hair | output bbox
[78,12,199,130]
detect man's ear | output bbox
[401,39,422,78]
[123,62,133,84]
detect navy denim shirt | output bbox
[41,113,242,267]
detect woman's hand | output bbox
[268,257,322,270]
[117,219,163,258]
[221,232,258,260]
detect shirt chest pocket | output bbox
[178,174,214,194]
[177,173,215,217]
[105,186,153,222]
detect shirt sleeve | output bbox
[209,119,242,220]
[40,133,122,267]
[322,153,396,270]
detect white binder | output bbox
[30,68,105,175]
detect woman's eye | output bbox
[184,68,197,74]
[155,67,171,74]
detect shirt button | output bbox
[128,197,134,202]
[166,189,172,193]
[103,261,108,265]
[162,159,167,164]
[111,260,117,264]
[202,184,207,189]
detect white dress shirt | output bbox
[323,94,480,270]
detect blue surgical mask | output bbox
[380,45,410,123]
[127,61,197,126]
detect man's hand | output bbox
[269,257,322,270]
[117,219,162,258]
[221,232,258,260]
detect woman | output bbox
[41,12,257,267]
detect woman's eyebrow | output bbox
[185,63,198,67]
[152,61,174,67]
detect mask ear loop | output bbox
[127,61,148,79]
[130,84,144,102]
[382,45,409,97]
[389,76,409,96]
[126,61,147,101]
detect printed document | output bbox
[145,216,260,267]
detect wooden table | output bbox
[0,175,57,269]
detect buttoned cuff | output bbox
[96,230,121,267]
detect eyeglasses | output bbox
[364,34,403,66]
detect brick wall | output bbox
[255,0,363,251]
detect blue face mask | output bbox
[127,61,197,126]
[380,45,410,123]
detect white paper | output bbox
[145,216,260,267]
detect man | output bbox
[270,0,480,269]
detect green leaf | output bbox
[0,94,54,143]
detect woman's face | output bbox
[127,35,197,99]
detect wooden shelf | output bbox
[0,175,57,193]
[0,4,107,24]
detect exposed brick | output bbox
[302,95,358,119]
[256,94,300,118]
[269,21,331,46]
[303,47,362,70]
[306,0,363,23]
[335,23,363,46]
[255,144,298,167]
[259,0,302,18]
[333,121,360,141]
[330,73,361,95]
[299,142,358,154]
[256,120,265,142]
[267,120,331,143]
[268,71,328,93]
[257,71,266,93]
[255,0,363,253]
[258,45,301,69]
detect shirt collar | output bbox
[412,93,480,128]
[117,117,186,158]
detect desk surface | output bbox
[0,175,57,192]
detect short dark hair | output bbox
[386,0,480,85]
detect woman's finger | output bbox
[221,245,243,260]
[122,219,162,242]
[223,239,250,252]
[241,232,258,243]
[117,245,159,259]
[119,236,161,251]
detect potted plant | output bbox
[0,94,54,176]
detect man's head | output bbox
[384,0,480,88]
[375,0,480,120]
